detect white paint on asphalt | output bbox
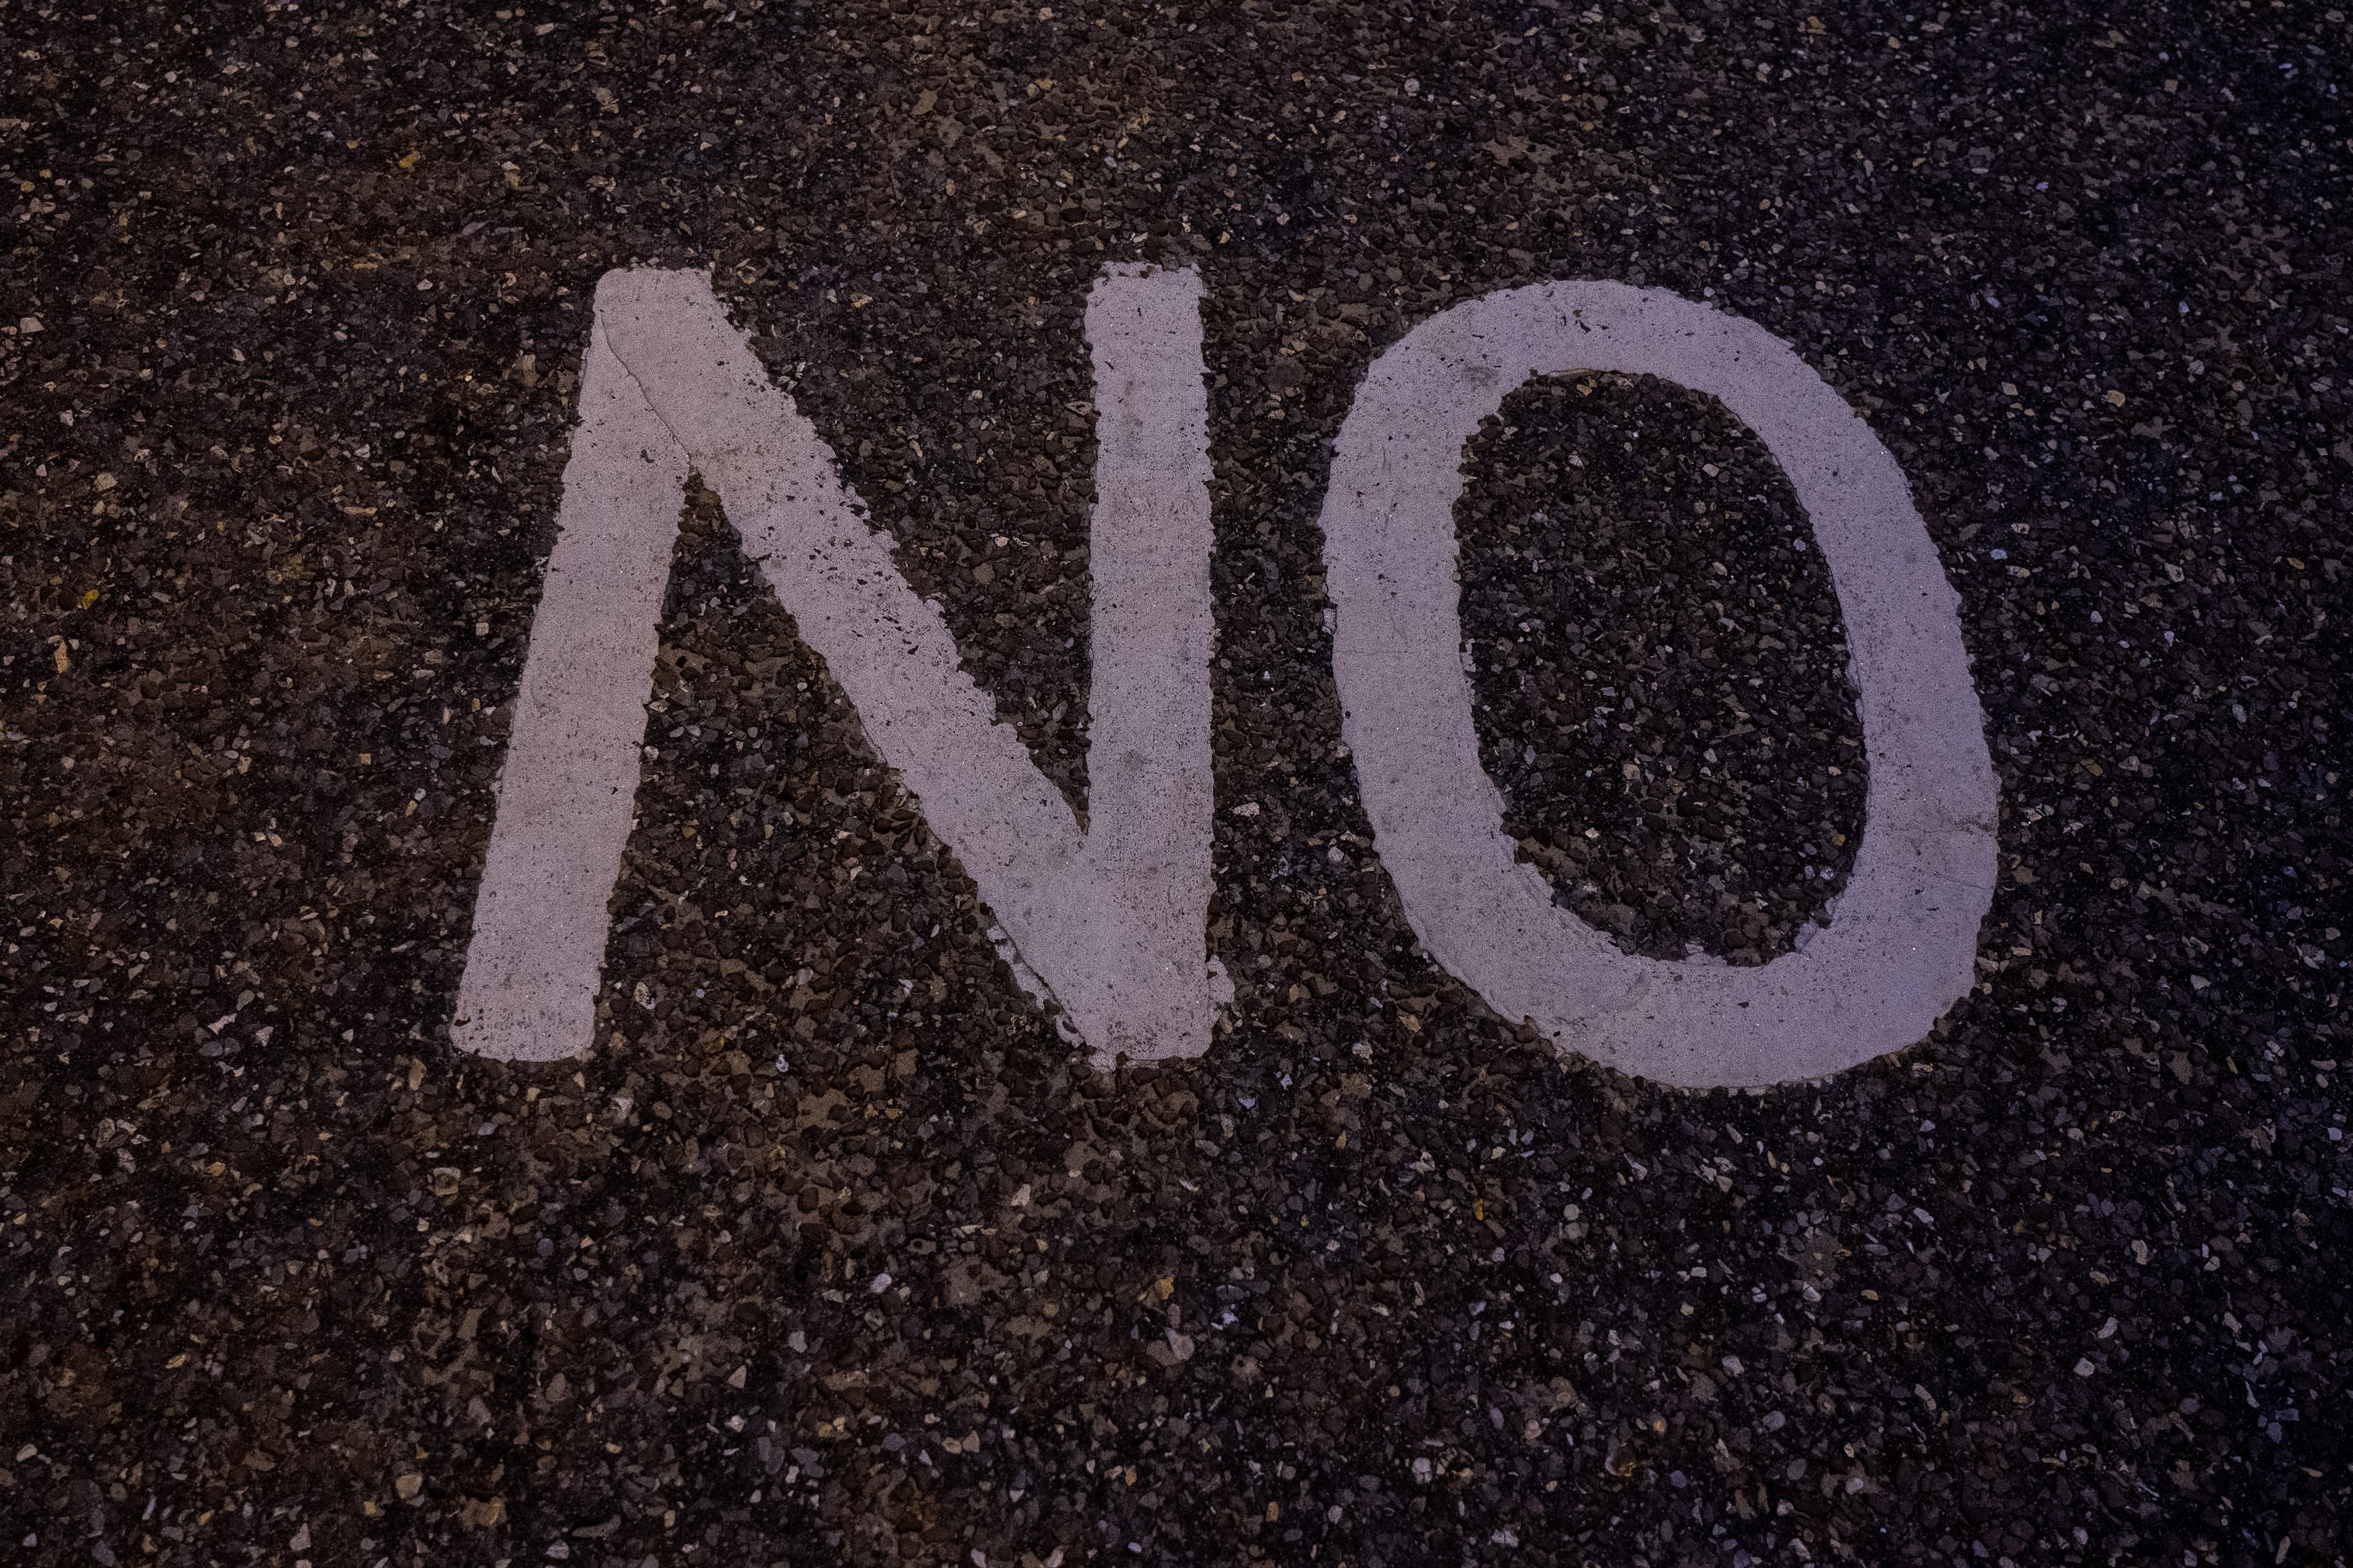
[455,264,1218,1066]
[1319,281,1997,1088]
[462,265,1991,1086]
[447,310,696,1064]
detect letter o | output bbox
[1320,282,1996,1087]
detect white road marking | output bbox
[461,266,1991,1086]
[1319,281,1997,1088]
[454,265,1217,1066]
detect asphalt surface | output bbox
[3,3,2349,1566]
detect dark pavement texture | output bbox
[2,2,2350,1566]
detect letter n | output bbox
[453,266,1218,1066]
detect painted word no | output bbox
[454,265,1996,1089]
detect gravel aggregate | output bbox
[2,3,2348,1566]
